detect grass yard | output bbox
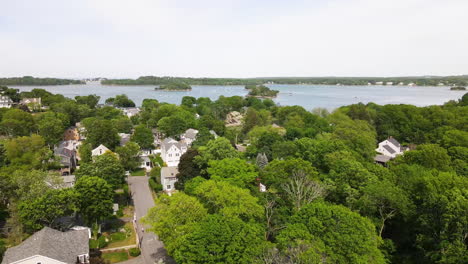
[102,251,129,263]
[104,222,137,249]
[130,169,146,176]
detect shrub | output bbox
[97,235,108,248]
[89,239,99,249]
[149,178,163,192]
[129,247,141,257]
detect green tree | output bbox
[193,180,263,221]
[4,135,52,169]
[78,143,92,163]
[131,124,154,149]
[115,141,141,170]
[207,158,258,188]
[84,118,120,149]
[174,214,266,264]
[109,94,135,107]
[18,188,79,232]
[36,112,68,145]
[75,176,114,225]
[0,109,35,137]
[144,192,207,249]
[76,152,125,188]
[75,94,100,108]
[175,149,201,190]
[398,144,452,171]
[277,201,386,264]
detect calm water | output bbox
[10,82,466,110]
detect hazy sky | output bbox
[1,0,467,78]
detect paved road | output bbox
[128,176,175,264]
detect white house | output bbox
[1,227,90,264]
[120,107,141,118]
[140,156,152,171]
[91,144,110,156]
[161,167,179,193]
[0,96,13,108]
[180,128,199,146]
[161,138,187,167]
[376,137,405,158]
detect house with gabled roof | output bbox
[161,166,179,194]
[91,144,110,156]
[161,138,187,167]
[1,227,90,264]
[376,136,407,158]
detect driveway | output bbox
[128,176,175,264]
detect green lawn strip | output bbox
[130,169,146,176]
[101,251,129,263]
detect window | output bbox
[167,185,172,190]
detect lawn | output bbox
[103,222,137,249]
[130,169,146,176]
[102,251,129,263]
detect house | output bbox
[120,107,141,118]
[91,144,110,156]
[376,136,406,158]
[161,138,187,167]
[19,97,41,111]
[54,141,79,175]
[1,227,90,264]
[119,133,131,146]
[140,156,152,171]
[63,127,80,141]
[0,96,13,108]
[180,128,199,145]
[152,128,164,146]
[161,167,179,193]
[386,82,393,85]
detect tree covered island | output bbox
[0,76,84,85]
[155,81,192,91]
[245,85,279,98]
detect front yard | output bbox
[130,169,146,176]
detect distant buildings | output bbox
[0,96,13,108]
[119,107,141,118]
[180,128,199,146]
[19,97,42,111]
[54,140,80,175]
[1,227,90,264]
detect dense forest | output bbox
[0,86,466,263]
[101,75,468,86]
[0,76,84,86]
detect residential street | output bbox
[128,176,175,264]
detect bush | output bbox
[149,178,163,192]
[129,247,141,257]
[110,232,126,242]
[98,235,108,248]
[89,239,99,249]
[149,166,161,179]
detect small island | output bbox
[450,86,466,91]
[155,82,192,91]
[245,84,279,98]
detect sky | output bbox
[1,0,467,78]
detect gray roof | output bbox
[2,227,89,264]
[162,138,187,151]
[119,133,131,146]
[183,129,198,139]
[374,154,391,163]
[383,144,396,154]
[388,137,401,148]
[161,167,179,179]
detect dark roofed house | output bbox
[383,144,396,154]
[387,136,401,148]
[1,227,90,264]
[54,141,78,175]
